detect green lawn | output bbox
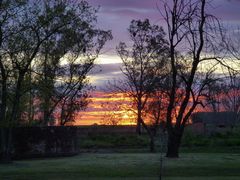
[0,153,240,180]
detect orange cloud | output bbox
[73,91,135,125]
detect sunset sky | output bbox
[75,0,240,125]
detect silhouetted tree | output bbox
[116,19,169,152]
[205,80,222,112]
[0,0,111,161]
[220,27,240,121]
[0,0,27,162]
[145,90,168,136]
[33,1,112,126]
[221,71,240,120]
[160,0,226,157]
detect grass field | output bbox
[1,153,240,180]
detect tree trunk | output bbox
[0,76,7,122]
[0,128,12,163]
[136,107,142,134]
[10,75,24,124]
[3,74,25,162]
[150,135,155,153]
[166,130,182,158]
[139,118,156,153]
[136,120,141,135]
[43,107,50,126]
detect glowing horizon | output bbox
[72,91,137,125]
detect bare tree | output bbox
[221,71,240,120]
[116,19,169,152]
[203,26,240,114]
[160,0,226,157]
[220,27,240,121]
[204,79,222,112]
[225,26,240,61]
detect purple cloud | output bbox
[86,0,240,88]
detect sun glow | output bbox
[73,91,136,125]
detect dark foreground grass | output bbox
[0,153,240,180]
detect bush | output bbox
[79,134,149,149]
[182,132,210,147]
[12,126,78,159]
[182,129,240,148]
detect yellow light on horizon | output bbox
[95,54,122,64]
